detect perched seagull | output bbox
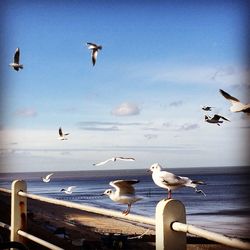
[93,157,135,166]
[202,106,214,111]
[42,173,54,183]
[102,180,141,215]
[9,48,23,71]
[219,89,250,114]
[58,127,69,140]
[205,114,230,126]
[60,186,76,194]
[86,42,102,66]
[148,163,206,199]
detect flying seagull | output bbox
[42,173,54,183]
[202,106,214,111]
[86,42,102,66]
[219,89,250,114]
[102,180,142,215]
[60,186,76,194]
[93,157,135,166]
[58,127,69,140]
[148,163,206,199]
[205,114,230,126]
[9,48,23,71]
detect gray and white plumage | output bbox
[93,157,135,166]
[42,173,54,183]
[148,163,206,199]
[219,89,250,114]
[102,179,141,215]
[60,186,76,194]
[205,114,230,126]
[86,42,102,66]
[58,127,69,140]
[9,48,23,71]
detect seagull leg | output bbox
[122,204,131,216]
[167,190,172,199]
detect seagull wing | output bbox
[219,115,230,121]
[93,158,113,166]
[212,114,221,121]
[14,48,20,64]
[219,89,240,103]
[87,42,97,49]
[159,171,186,186]
[45,173,54,179]
[116,157,135,162]
[213,114,230,121]
[110,180,139,196]
[67,186,76,192]
[59,127,63,137]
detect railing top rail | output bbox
[0,187,11,194]
[172,222,250,250]
[17,191,155,226]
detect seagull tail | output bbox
[191,180,206,185]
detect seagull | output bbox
[9,48,23,71]
[93,157,135,166]
[102,180,141,215]
[202,106,214,111]
[42,173,54,183]
[86,42,102,66]
[60,186,76,194]
[219,89,250,114]
[204,114,230,126]
[58,127,69,140]
[148,163,206,199]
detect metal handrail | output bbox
[18,191,155,226]
[172,222,250,250]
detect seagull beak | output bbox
[101,193,105,196]
[146,169,151,173]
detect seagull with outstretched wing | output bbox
[9,48,23,71]
[205,114,230,126]
[102,179,141,215]
[93,157,135,166]
[42,173,54,183]
[219,89,250,114]
[86,42,102,66]
[60,186,76,194]
[58,127,69,140]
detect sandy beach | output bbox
[0,192,244,250]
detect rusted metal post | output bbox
[11,180,27,244]
[155,199,186,250]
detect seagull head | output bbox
[102,189,113,196]
[148,163,162,173]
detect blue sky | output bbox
[0,0,249,172]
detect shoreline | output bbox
[0,192,247,249]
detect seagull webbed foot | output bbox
[195,188,206,197]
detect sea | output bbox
[0,167,249,238]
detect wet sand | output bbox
[0,192,245,250]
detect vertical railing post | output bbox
[11,180,27,244]
[155,199,186,250]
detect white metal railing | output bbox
[0,180,250,250]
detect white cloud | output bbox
[14,108,37,118]
[111,102,140,116]
[128,62,248,87]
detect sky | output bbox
[0,0,249,172]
